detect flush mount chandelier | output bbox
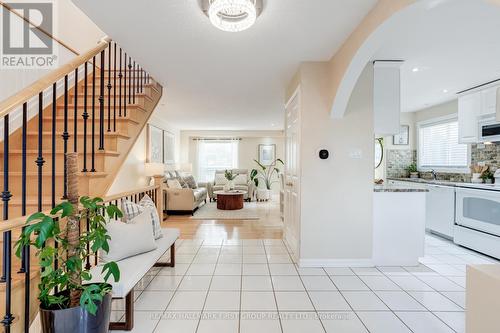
[205,0,263,32]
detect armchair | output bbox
[207,169,255,202]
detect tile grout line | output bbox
[264,239,285,333]
[323,267,372,333]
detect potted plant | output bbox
[15,162,122,333]
[250,158,284,201]
[481,169,494,184]
[224,170,237,191]
[406,163,419,178]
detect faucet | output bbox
[430,169,438,180]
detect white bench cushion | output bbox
[89,228,180,298]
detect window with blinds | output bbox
[418,118,468,171]
[196,140,239,182]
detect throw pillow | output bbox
[139,194,163,239]
[214,173,228,185]
[166,179,182,189]
[183,175,198,189]
[121,197,163,239]
[100,210,157,262]
[234,174,247,185]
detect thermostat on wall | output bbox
[319,149,329,160]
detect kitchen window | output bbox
[196,139,239,182]
[418,116,469,172]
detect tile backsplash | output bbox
[471,142,500,172]
[386,142,500,181]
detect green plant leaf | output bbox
[50,201,74,218]
[80,284,103,315]
[102,262,120,282]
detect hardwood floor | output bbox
[162,197,283,240]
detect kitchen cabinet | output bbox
[480,86,499,117]
[426,184,455,239]
[458,92,480,144]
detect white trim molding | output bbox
[298,258,374,268]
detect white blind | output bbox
[418,119,468,169]
[197,140,239,182]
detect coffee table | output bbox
[214,190,247,210]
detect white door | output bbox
[284,88,301,261]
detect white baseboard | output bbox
[298,258,374,268]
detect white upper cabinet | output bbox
[479,86,498,117]
[458,92,480,144]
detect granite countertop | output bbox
[388,177,500,192]
[374,184,428,193]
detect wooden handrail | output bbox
[0,184,160,234]
[0,1,80,56]
[0,36,111,119]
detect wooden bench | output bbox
[90,227,179,331]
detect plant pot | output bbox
[409,172,419,179]
[257,189,271,201]
[40,290,112,333]
[471,173,483,184]
[485,179,493,184]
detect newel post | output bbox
[152,175,165,221]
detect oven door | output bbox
[456,188,500,236]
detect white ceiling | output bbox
[72,0,377,130]
[372,0,500,113]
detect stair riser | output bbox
[0,174,104,197]
[19,134,119,151]
[32,118,134,135]
[54,105,144,119]
[0,153,107,173]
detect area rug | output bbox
[191,202,260,220]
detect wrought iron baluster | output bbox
[107,43,112,132]
[73,68,78,153]
[23,103,30,333]
[124,53,128,117]
[99,50,105,150]
[91,57,96,172]
[1,114,13,331]
[128,56,132,105]
[36,92,45,212]
[133,61,136,104]
[113,42,117,131]
[119,48,123,117]
[62,75,69,199]
[83,63,88,172]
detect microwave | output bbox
[478,116,500,143]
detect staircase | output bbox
[0,38,162,333]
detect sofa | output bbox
[207,169,255,202]
[164,172,208,215]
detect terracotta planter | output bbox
[40,291,112,333]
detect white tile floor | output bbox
[112,233,499,333]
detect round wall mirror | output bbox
[374,138,383,169]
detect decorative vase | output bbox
[471,173,483,184]
[228,180,235,190]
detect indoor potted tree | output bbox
[251,158,284,201]
[15,153,121,333]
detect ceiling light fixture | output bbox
[412,67,420,72]
[443,89,449,93]
[208,0,257,32]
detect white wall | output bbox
[107,103,180,195]
[289,63,374,263]
[180,130,285,191]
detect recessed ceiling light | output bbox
[412,67,420,72]
[270,123,275,127]
[443,89,449,93]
